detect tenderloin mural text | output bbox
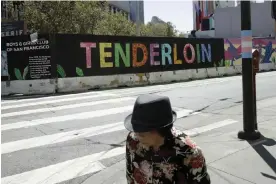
[80,42,213,69]
[55,35,224,77]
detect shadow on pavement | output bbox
[248,135,276,181]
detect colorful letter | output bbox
[150,44,160,65]
[201,44,212,62]
[132,43,148,67]
[115,43,130,67]
[80,42,96,68]
[161,44,172,65]
[183,44,195,64]
[173,44,182,64]
[100,43,113,68]
[196,44,201,63]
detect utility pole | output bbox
[136,1,140,36]
[272,0,276,39]
[237,1,261,140]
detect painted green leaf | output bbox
[76,67,84,77]
[14,68,23,80]
[272,56,276,63]
[23,66,29,80]
[57,64,66,78]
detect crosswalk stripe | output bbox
[0,91,110,105]
[1,93,117,110]
[1,109,196,154]
[185,119,238,137]
[1,105,133,131]
[1,122,125,154]
[1,97,134,118]
[1,146,126,184]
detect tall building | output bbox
[150,16,166,24]
[108,1,144,24]
[193,0,235,31]
[192,1,274,38]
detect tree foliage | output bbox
[15,1,179,37]
[94,12,136,36]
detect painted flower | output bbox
[128,139,139,150]
[153,170,162,178]
[184,136,197,149]
[159,163,177,181]
[140,160,152,177]
[190,154,204,169]
[133,168,147,184]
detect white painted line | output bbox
[1,97,134,118]
[184,119,238,137]
[1,91,113,105]
[1,146,125,184]
[1,122,125,154]
[1,93,116,110]
[1,106,133,131]
[1,108,197,154]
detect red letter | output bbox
[80,42,96,68]
[183,44,195,64]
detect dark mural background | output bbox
[54,34,224,78]
[2,34,226,81]
[1,34,53,81]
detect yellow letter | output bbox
[173,44,182,64]
[100,43,113,68]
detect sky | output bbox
[144,1,194,33]
[143,0,266,33]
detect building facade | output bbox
[193,0,235,31]
[192,0,274,38]
[108,1,144,24]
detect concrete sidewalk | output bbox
[83,98,276,184]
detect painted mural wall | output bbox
[223,38,276,67]
[1,34,275,81]
[54,34,223,78]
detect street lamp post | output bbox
[237,1,261,140]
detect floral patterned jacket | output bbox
[126,127,211,184]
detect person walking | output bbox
[124,94,210,184]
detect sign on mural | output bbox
[1,35,52,80]
[1,21,25,37]
[55,34,224,77]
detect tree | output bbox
[166,22,178,37]
[139,22,178,37]
[20,1,179,37]
[95,12,136,36]
[23,1,107,34]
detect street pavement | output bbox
[1,71,276,184]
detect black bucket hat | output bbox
[124,94,177,132]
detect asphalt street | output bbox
[1,71,276,184]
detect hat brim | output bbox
[124,111,177,133]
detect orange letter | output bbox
[132,43,148,67]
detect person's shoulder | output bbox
[172,127,201,153]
